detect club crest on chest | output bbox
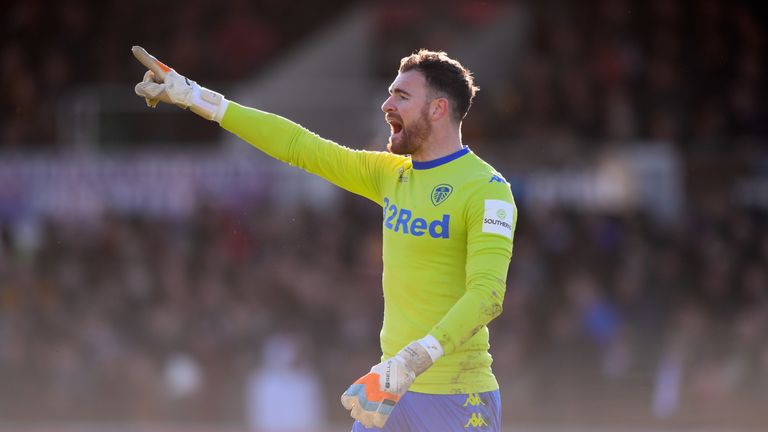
[431,184,453,206]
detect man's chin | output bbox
[387,135,409,155]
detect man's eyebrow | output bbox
[388,86,412,97]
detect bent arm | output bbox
[431,184,517,354]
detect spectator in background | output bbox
[245,333,324,431]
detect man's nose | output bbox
[381,96,394,113]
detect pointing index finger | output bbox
[131,46,171,81]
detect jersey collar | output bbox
[412,146,469,170]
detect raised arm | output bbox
[132,46,403,204]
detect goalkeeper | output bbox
[134,47,516,431]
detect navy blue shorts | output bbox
[351,390,501,431]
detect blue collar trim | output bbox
[412,147,469,170]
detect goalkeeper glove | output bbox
[132,47,228,122]
[341,335,444,428]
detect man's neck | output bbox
[411,127,463,162]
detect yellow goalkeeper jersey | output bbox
[221,103,516,394]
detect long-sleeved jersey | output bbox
[221,103,517,394]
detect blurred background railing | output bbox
[1,0,766,431]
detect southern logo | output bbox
[482,199,514,239]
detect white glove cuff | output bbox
[189,85,229,123]
[213,98,229,124]
[417,334,444,363]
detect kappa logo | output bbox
[431,184,453,206]
[489,175,506,184]
[463,393,486,407]
[464,412,488,428]
[397,166,408,183]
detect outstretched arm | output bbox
[132,46,402,204]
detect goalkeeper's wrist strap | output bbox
[395,335,443,377]
[189,85,229,123]
[416,334,444,363]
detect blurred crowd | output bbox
[466,0,765,161]
[1,0,767,428]
[1,199,766,426]
[0,0,356,148]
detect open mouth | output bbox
[386,116,403,135]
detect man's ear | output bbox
[431,98,450,121]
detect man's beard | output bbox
[387,105,432,156]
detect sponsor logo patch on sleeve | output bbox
[482,199,514,238]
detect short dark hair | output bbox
[399,49,479,123]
